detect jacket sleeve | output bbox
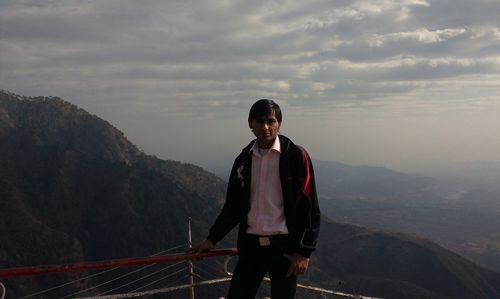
[207,158,242,245]
[295,147,321,257]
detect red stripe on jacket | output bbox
[299,147,312,200]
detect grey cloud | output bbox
[411,0,500,28]
[110,62,298,82]
[381,60,498,81]
[310,58,499,83]
[311,80,426,103]
[330,30,469,62]
[0,1,156,43]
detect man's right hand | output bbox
[188,239,214,254]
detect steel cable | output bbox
[57,244,187,299]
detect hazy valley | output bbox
[313,160,500,273]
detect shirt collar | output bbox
[251,135,281,155]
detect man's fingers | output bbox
[194,246,206,254]
[188,246,203,255]
[186,245,199,253]
[188,240,214,255]
[286,264,295,278]
[286,263,303,277]
[284,253,309,277]
[286,264,308,277]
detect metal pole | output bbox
[187,217,195,299]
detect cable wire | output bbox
[96,261,184,296]
[162,274,191,289]
[159,274,192,297]
[194,264,224,280]
[129,267,187,293]
[197,259,228,277]
[58,245,187,299]
[21,243,187,299]
[193,271,227,295]
[20,267,119,299]
[59,261,177,299]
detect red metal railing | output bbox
[0,249,238,279]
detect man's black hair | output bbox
[248,99,282,123]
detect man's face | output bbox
[248,111,281,148]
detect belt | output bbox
[246,234,289,247]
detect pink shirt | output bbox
[246,137,289,236]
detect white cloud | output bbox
[369,28,467,47]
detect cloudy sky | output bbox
[1,0,500,174]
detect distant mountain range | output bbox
[314,159,440,201]
[418,161,500,185]
[312,157,500,275]
[2,90,500,298]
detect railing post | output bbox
[187,217,195,299]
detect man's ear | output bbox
[248,121,253,129]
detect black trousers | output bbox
[227,234,297,299]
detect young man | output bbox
[192,99,320,299]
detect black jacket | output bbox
[207,135,320,257]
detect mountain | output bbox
[0,91,227,297]
[315,220,500,299]
[314,159,500,274]
[2,90,500,298]
[314,159,440,202]
[419,161,500,185]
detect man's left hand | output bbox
[284,253,310,277]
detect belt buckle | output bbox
[258,237,271,246]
